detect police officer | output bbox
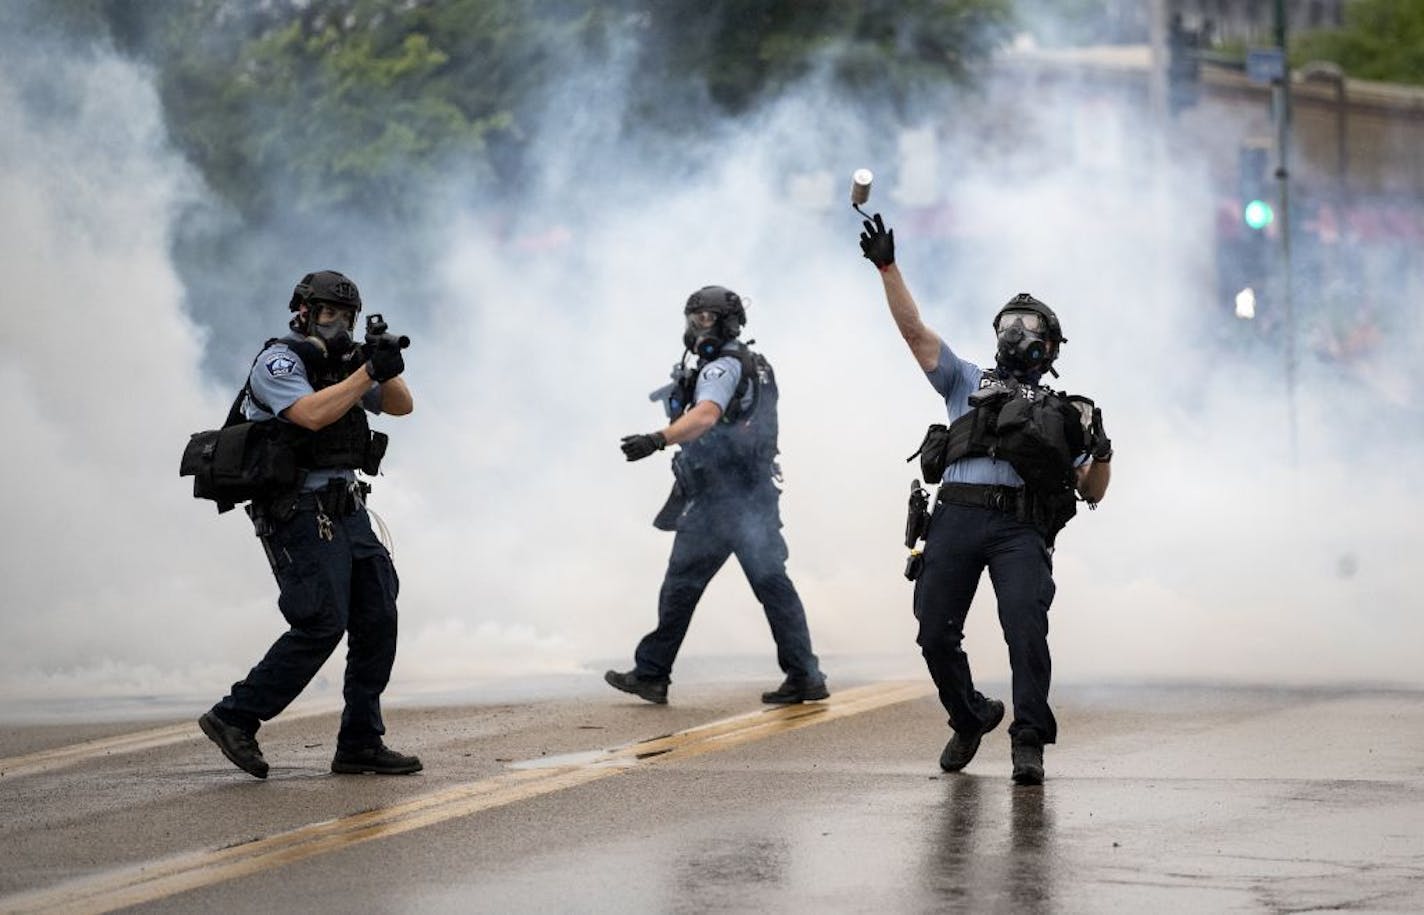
[859,215,1112,785]
[605,286,828,706]
[198,270,422,779]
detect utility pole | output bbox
[1148,0,1168,124]
[1274,0,1298,464]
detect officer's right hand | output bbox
[365,344,405,383]
[859,213,895,269]
[620,432,667,461]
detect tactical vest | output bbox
[940,370,1086,493]
[912,370,1089,544]
[249,337,385,474]
[674,345,780,492]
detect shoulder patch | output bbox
[265,352,297,378]
[701,364,727,381]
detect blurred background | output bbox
[1,0,1420,720]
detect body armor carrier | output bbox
[672,344,780,497]
[912,369,1089,545]
[280,338,387,474]
[243,337,387,475]
[941,370,1084,491]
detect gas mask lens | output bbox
[995,311,1045,334]
[315,304,354,332]
[688,310,718,329]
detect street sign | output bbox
[1247,47,1285,85]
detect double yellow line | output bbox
[1,680,931,915]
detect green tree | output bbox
[1293,0,1424,85]
[85,0,1011,219]
[634,0,1013,115]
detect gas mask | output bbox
[307,304,356,358]
[682,286,746,361]
[994,310,1053,377]
[683,309,731,361]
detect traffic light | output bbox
[1238,144,1273,231]
[1167,13,1200,114]
[1217,142,1276,320]
[1244,198,1275,230]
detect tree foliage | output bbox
[77,0,1010,222]
[35,0,1010,363]
[1293,0,1424,85]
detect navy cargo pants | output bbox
[914,499,1058,745]
[212,505,399,752]
[634,491,822,684]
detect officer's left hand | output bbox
[1090,407,1113,462]
[620,432,667,461]
[365,343,405,383]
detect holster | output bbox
[904,479,931,549]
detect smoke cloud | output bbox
[1,9,1419,721]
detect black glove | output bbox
[1090,407,1113,462]
[620,432,667,461]
[365,343,405,383]
[859,212,895,269]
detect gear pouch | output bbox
[908,424,951,484]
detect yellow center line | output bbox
[0,707,336,781]
[0,724,199,780]
[0,680,934,915]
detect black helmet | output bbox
[683,285,746,359]
[685,285,746,324]
[992,292,1065,376]
[993,292,1064,344]
[289,270,363,316]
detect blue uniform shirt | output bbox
[244,335,383,492]
[692,347,744,413]
[925,341,1027,487]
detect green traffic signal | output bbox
[1243,199,1274,230]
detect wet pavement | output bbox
[1,680,1421,913]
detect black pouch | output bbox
[904,551,925,581]
[362,430,389,476]
[994,397,1075,492]
[180,422,298,513]
[652,480,688,532]
[908,424,951,484]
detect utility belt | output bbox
[936,483,1025,515]
[933,481,1077,549]
[295,479,370,517]
[247,478,371,541]
[905,481,1065,582]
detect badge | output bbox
[265,353,297,377]
[702,364,727,381]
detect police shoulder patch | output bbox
[265,352,297,377]
[701,364,727,381]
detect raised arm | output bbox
[860,213,942,372]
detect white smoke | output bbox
[0,13,1419,722]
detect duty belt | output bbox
[295,480,369,517]
[937,483,1023,514]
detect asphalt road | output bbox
[1,679,1421,913]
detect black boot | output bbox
[604,669,668,704]
[1011,734,1045,786]
[199,711,269,779]
[938,698,1005,772]
[331,744,423,775]
[761,676,829,704]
